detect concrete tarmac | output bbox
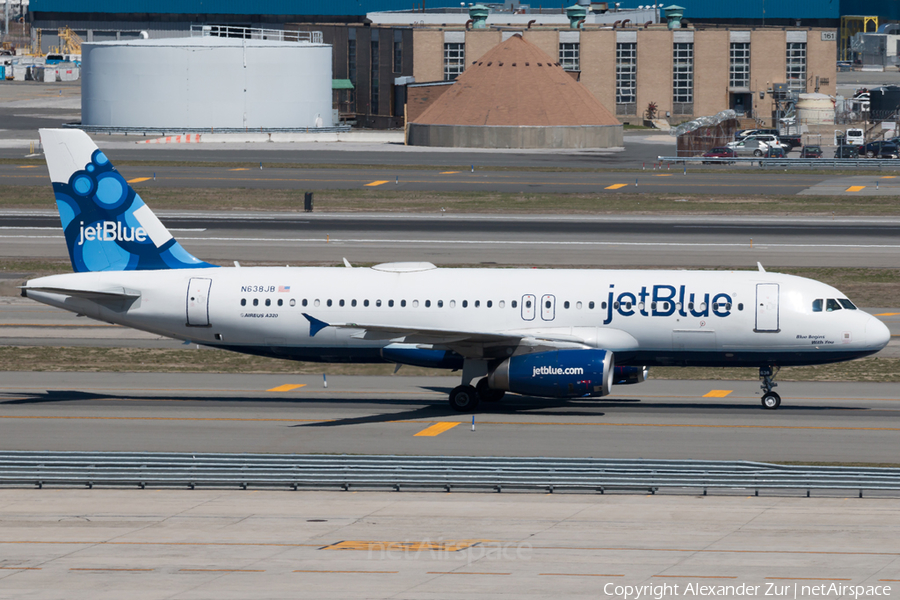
[2,489,899,600]
[4,211,900,268]
[2,372,900,463]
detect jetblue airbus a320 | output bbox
[22,129,891,411]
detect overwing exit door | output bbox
[186,278,212,327]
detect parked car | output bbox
[860,141,900,158]
[728,139,771,157]
[735,128,778,141]
[799,145,823,158]
[701,147,737,163]
[834,146,860,159]
[763,146,786,158]
[779,134,803,150]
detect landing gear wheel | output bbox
[761,392,781,410]
[449,385,480,412]
[476,378,505,403]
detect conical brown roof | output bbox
[413,34,618,127]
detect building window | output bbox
[559,42,579,71]
[729,42,750,89]
[672,42,694,115]
[370,33,380,115]
[393,30,402,73]
[786,42,807,92]
[444,42,465,81]
[615,42,637,116]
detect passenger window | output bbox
[614,302,620,309]
[302,299,308,307]
[364,299,370,307]
[351,299,357,307]
[474,300,480,308]
[545,300,551,309]
[450,300,456,308]
[401,300,407,307]
[826,299,842,312]
[388,300,394,307]
[839,299,857,310]
[376,300,382,307]
[589,301,595,309]
[576,301,582,309]
[651,302,657,310]
[564,301,570,309]
[277,299,283,307]
[326,299,332,307]
[688,302,694,310]
[425,300,431,307]
[737,303,742,311]
[314,299,320,307]
[462,300,468,308]
[253,299,259,306]
[241,299,246,306]
[625,302,632,310]
[602,302,607,309]
[339,299,345,307]
[438,300,444,308]
[290,299,296,307]
[487,300,492,308]
[511,300,517,308]
[525,300,532,308]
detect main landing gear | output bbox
[759,366,781,410]
[448,378,506,412]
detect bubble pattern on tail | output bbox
[53,149,215,273]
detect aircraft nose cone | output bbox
[866,316,891,350]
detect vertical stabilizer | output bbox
[39,128,215,273]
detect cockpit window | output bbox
[812,299,822,312]
[838,299,857,310]
[826,298,842,312]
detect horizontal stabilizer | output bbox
[21,285,141,300]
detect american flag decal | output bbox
[278,285,291,292]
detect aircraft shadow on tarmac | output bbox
[0,389,868,429]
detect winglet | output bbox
[757,261,766,273]
[302,313,330,337]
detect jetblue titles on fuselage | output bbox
[603,284,732,324]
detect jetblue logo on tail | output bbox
[78,221,148,245]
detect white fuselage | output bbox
[24,265,890,370]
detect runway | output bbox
[1,372,899,463]
[4,211,900,267]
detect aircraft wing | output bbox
[301,313,627,359]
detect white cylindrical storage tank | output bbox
[796,93,835,125]
[82,37,333,129]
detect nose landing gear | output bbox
[760,366,781,410]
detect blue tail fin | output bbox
[39,128,215,273]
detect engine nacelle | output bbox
[488,349,614,399]
[380,344,464,369]
[614,365,649,385]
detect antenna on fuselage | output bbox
[757,262,766,273]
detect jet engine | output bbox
[613,365,649,385]
[488,349,614,398]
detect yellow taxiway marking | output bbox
[17,165,39,169]
[0,567,41,570]
[703,390,733,398]
[365,180,390,187]
[540,573,624,577]
[881,176,897,179]
[323,540,486,552]
[654,174,674,177]
[229,168,250,171]
[846,185,866,192]
[427,571,510,575]
[126,177,151,184]
[654,575,738,579]
[605,183,628,190]
[414,421,460,437]
[295,570,398,574]
[439,171,461,174]
[70,568,154,572]
[266,384,306,392]
[180,569,265,572]
[875,312,900,316]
